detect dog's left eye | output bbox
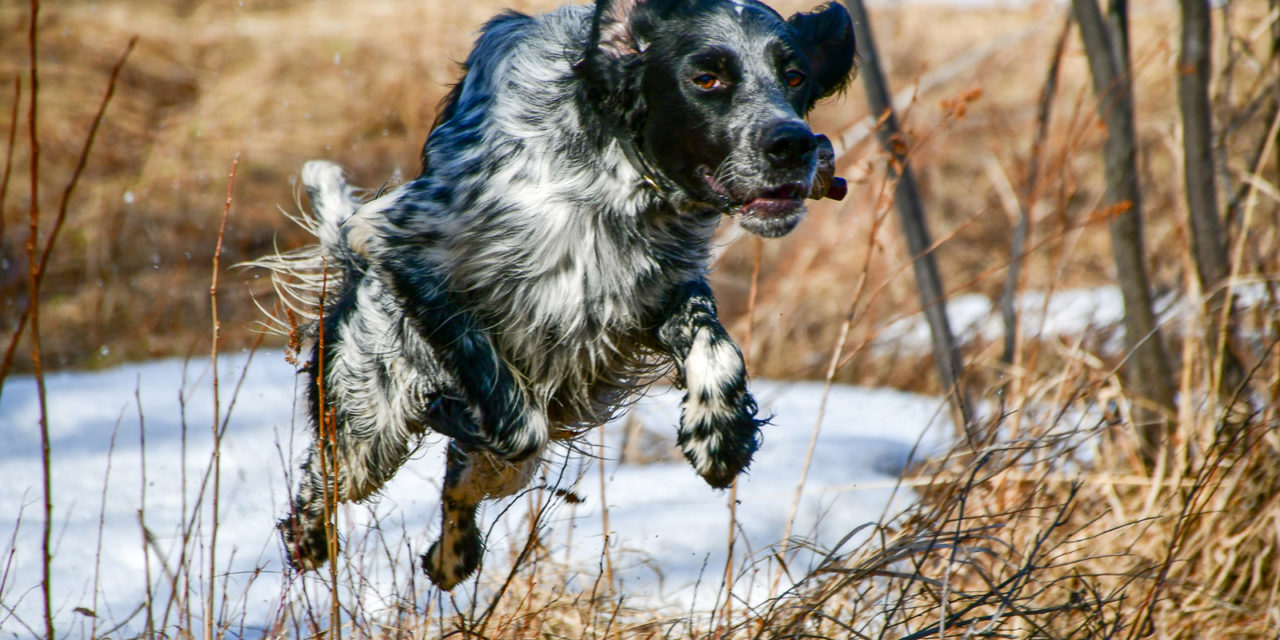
[784,69,806,88]
[692,73,726,91]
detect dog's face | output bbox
[578,0,856,237]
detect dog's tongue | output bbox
[744,194,804,219]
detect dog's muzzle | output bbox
[702,132,846,238]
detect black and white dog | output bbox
[262,0,855,590]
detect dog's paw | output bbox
[421,529,484,590]
[677,328,764,488]
[678,390,764,488]
[278,513,334,572]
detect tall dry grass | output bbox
[1,0,1270,383]
[2,0,1279,638]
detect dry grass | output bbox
[3,0,1280,637]
[248,315,1280,639]
[0,0,1269,383]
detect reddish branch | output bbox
[0,36,137,399]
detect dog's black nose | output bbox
[762,120,818,168]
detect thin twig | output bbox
[137,381,155,636]
[206,155,237,640]
[777,190,891,565]
[0,36,137,400]
[598,424,614,597]
[313,256,343,640]
[25,1,53,636]
[90,410,125,639]
[1210,96,1280,435]
[1000,13,1070,369]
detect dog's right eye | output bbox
[691,73,726,91]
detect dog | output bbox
[259,0,855,590]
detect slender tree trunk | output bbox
[1178,0,1244,397]
[1179,0,1227,287]
[846,0,975,443]
[1072,0,1175,464]
[1001,15,1071,369]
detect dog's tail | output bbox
[243,160,366,337]
[301,160,363,254]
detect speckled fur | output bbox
[256,0,855,590]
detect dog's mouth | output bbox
[701,169,808,238]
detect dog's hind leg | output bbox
[421,441,540,590]
[654,280,765,489]
[279,304,435,571]
[279,417,425,572]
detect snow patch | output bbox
[0,354,949,634]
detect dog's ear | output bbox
[590,0,648,58]
[788,3,857,101]
[578,0,673,123]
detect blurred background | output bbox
[3,1,1280,636]
[3,0,1272,393]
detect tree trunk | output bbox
[1178,0,1244,397]
[1072,0,1176,464]
[846,0,976,443]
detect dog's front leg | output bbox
[654,280,765,488]
[385,265,547,462]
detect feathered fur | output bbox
[257,0,855,589]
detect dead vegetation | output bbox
[0,0,1269,385]
[2,0,1279,637]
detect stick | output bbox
[0,36,137,399]
[206,156,237,640]
[25,1,53,636]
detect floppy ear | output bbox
[788,2,857,100]
[590,0,648,58]
[578,0,671,124]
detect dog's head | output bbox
[577,0,856,237]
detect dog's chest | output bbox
[452,198,713,413]
[473,208,674,347]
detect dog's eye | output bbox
[692,73,725,91]
[784,69,806,88]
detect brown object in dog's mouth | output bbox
[824,176,848,201]
[807,133,847,201]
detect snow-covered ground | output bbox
[0,351,952,635]
[875,282,1274,357]
[4,281,1260,634]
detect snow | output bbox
[873,283,1274,357]
[0,352,951,635]
[874,287,1132,355]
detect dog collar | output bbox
[619,132,744,218]
[618,133,682,200]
